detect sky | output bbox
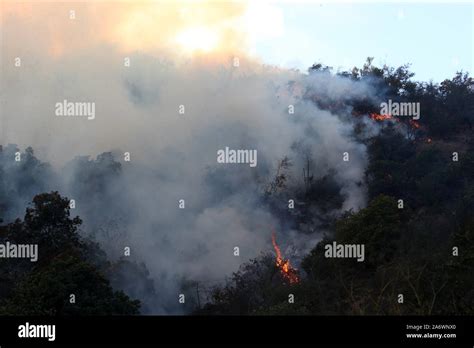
[248,1,473,82]
[1,0,473,82]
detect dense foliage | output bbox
[198,59,474,315]
[1,59,472,315]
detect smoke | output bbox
[1,1,379,313]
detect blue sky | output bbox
[252,2,473,82]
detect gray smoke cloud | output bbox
[1,6,380,313]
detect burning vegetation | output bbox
[369,113,394,121]
[369,112,423,138]
[369,113,421,128]
[409,119,421,129]
[271,231,300,284]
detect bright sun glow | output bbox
[175,27,219,53]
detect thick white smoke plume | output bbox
[1,1,379,313]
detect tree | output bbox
[0,192,141,315]
[197,254,299,315]
[0,254,140,315]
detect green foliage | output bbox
[0,254,140,315]
[200,60,474,316]
[334,195,404,267]
[23,192,83,254]
[2,59,473,317]
[0,192,141,315]
[198,254,300,315]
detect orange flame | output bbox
[369,114,422,132]
[409,119,421,129]
[271,231,299,284]
[369,113,394,121]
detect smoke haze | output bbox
[1,1,379,313]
